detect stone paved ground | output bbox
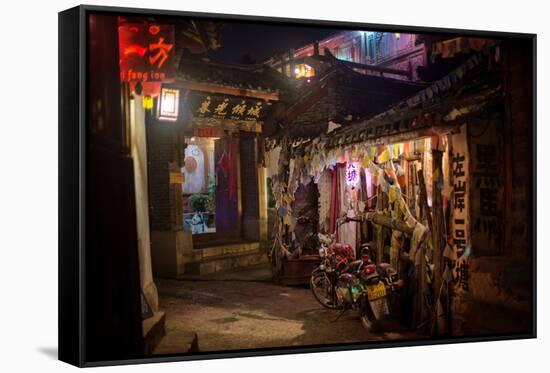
[154,267,423,353]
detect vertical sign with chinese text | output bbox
[470,117,500,255]
[450,124,470,292]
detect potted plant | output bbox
[188,194,211,234]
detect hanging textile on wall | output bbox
[266,146,281,179]
[318,169,332,232]
[274,131,433,263]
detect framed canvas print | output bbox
[58,4,536,367]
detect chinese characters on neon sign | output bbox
[118,23,175,82]
[346,163,359,189]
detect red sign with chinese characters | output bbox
[118,23,176,82]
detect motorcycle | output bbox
[334,255,402,331]
[310,215,403,331]
[309,217,358,309]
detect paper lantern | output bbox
[346,163,359,189]
[157,87,179,121]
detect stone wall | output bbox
[451,39,534,337]
[506,40,534,256]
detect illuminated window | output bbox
[157,87,179,121]
[294,63,315,79]
[337,46,353,61]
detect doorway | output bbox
[182,134,241,247]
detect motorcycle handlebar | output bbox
[332,216,365,234]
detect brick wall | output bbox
[146,114,177,231]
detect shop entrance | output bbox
[182,134,241,247]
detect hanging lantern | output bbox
[157,87,180,121]
[346,162,360,189]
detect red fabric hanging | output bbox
[217,150,229,177]
[216,136,237,201]
[329,165,340,236]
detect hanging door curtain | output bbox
[215,136,239,233]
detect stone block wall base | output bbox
[143,311,166,355]
[151,230,192,278]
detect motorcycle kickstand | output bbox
[331,308,348,323]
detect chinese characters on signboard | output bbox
[192,93,271,122]
[474,144,498,235]
[449,124,470,292]
[470,116,500,253]
[118,23,176,82]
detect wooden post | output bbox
[374,187,389,263]
[417,169,432,231]
[445,134,454,336]
[431,149,444,335]
[415,167,431,331]
[419,240,427,330]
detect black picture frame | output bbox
[59,4,537,367]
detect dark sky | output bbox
[207,21,341,64]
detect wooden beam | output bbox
[365,211,414,235]
[338,58,412,77]
[176,80,279,101]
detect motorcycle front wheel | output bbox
[310,272,341,309]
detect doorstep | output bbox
[180,241,268,276]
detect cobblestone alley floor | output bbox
[154,267,423,353]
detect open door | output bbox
[184,135,241,248]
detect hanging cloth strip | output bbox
[329,164,340,234]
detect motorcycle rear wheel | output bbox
[310,272,341,309]
[360,301,377,332]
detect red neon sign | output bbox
[118,22,175,82]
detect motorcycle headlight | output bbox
[319,248,326,257]
[319,263,326,271]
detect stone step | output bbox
[183,249,269,275]
[191,241,260,261]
